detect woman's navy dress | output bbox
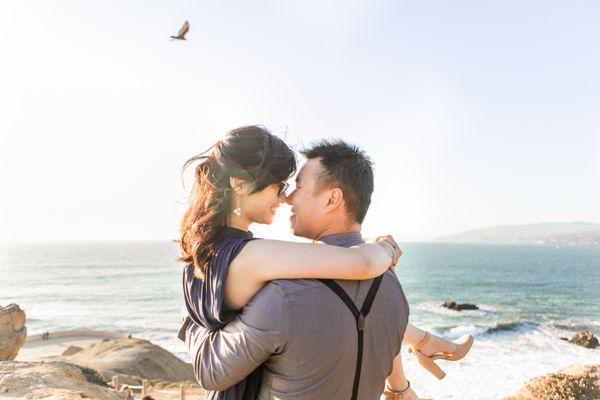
[182,228,262,400]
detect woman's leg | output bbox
[386,352,409,390]
[384,353,423,400]
[403,323,457,356]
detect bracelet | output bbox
[382,380,410,399]
[387,380,410,393]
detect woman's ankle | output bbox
[386,377,409,392]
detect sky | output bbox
[1,1,599,242]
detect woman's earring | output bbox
[233,198,242,216]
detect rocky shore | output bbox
[1,305,598,399]
[1,331,205,399]
[0,304,27,361]
[505,365,600,400]
[562,331,600,349]
[0,361,122,400]
[46,337,196,385]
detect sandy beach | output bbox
[17,329,127,361]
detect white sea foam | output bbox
[401,325,600,400]
[445,324,487,338]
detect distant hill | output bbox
[437,222,600,246]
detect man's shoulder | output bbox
[247,278,355,312]
[255,272,403,301]
[380,270,408,302]
[242,279,321,311]
[254,278,325,299]
[382,269,402,287]
[237,281,296,327]
[241,273,408,331]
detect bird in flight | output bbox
[170,21,189,41]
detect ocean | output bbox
[1,241,599,399]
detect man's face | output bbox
[286,158,330,239]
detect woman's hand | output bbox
[368,235,402,271]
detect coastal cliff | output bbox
[438,222,600,246]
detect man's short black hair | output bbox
[301,139,374,224]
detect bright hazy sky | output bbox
[1,1,599,241]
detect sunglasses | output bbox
[276,182,289,197]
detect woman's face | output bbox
[240,181,287,225]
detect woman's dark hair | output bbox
[177,125,296,279]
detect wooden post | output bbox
[180,384,186,400]
[111,375,120,391]
[141,379,149,397]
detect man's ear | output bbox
[230,177,247,195]
[325,188,344,212]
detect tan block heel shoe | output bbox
[408,332,474,380]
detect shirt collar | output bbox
[319,232,364,247]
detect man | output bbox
[182,140,410,399]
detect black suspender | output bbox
[319,275,384,400]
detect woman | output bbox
[179,126,472,400]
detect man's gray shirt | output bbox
[183,232,410,399]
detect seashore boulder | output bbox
[0,304,27,360]
[442,300,479,311]
[61,345,83,356]
[0,360,121,399]
[49,337,196,385]
[505,365,600,400]
[569,331,599,349]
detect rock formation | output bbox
[49,337,195,385]
[569,331,599,349]
[0,361,121,399]
[505,365,600,400]
[61,345,83,356]
[442,300,479,311]
[0,304,27,360]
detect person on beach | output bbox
[178,126,473,399]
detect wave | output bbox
[552,322,599,332]
[433,321,540,338]
[446,324,488,337]
[486,322,538,334]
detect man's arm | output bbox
[183,283,290,391]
